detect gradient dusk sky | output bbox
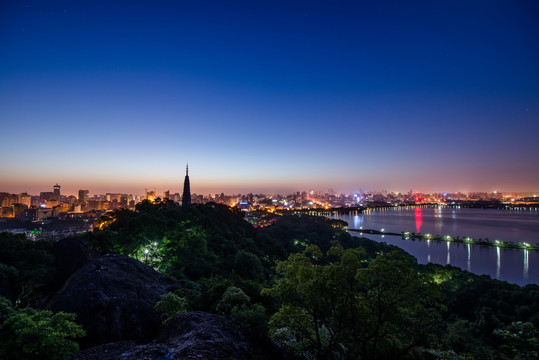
[1,1,538,196]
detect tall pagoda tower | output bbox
[182,164,191,207]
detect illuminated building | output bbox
[182,164,191,207]
[18,193,31,208]
[1,194,17,207]
[106,193,122,202]
[146,189,156,202]
[53,204,70,217]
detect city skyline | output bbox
[1,1,538,194]
[1,177,537,199]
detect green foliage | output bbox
[421,262,539,359]
[154,291,188,323]
[0,295,16,324]
[0,232,55,307]
[0,307,85,360]
[355,251,444,359]
[264,243,443,360]
[216,286,267,333]
[494,321,539,360]
[230,303,267,334]
[234,250,264,280]
[264,243,364,359]
[216,286,251,314]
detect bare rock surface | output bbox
[48,254,179,348]
[66,311,289,360]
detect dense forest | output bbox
[1,200,538,359]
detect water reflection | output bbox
[467,244,471,271]
[496,247,501,279]
[415,207,422,233]
[334,208,539,285]
[435,206,443,233]
[524,250,529,280]
[353,215,362,229]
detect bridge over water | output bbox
[347,228,539,251]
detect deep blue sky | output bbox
[1,1,538,195]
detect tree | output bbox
[0,233,55,307]
[154,292,188,323]
[0,308,85,360]
[264,243,365,359]
[264,244,443,360]
[353,251,444,359]
[217,286,267,334]
[494,321,539,360]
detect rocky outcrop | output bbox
[52,237,98,288]
[66,311,289,360]
[48,254,179,348]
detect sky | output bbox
[1,0,538,196]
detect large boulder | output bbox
[52,237,99,288]
[66,311,289,360]
[48,254,179,348]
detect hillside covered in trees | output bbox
[1,200,538,359]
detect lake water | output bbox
[332,206,539,286]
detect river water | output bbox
[332,206,539,286]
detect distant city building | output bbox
[18,193,32,208]
[53,184,61,198]
[1,207,14,218]
[79,190,89,202]
[182,164,191,207]
[146,189,156,202]
[36,208,54,220]
[1,194,17,207]
[106,193,122,202]
[40,191,54,202]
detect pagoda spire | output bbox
[182,163,191,207]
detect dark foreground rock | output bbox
[48,254,179,348]
[52,237,99,288]
[66,311,289,360]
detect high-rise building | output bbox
[79,190,89,203]
[53,184,61,198]
[18,193,32,208]
[182,164,191,207]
